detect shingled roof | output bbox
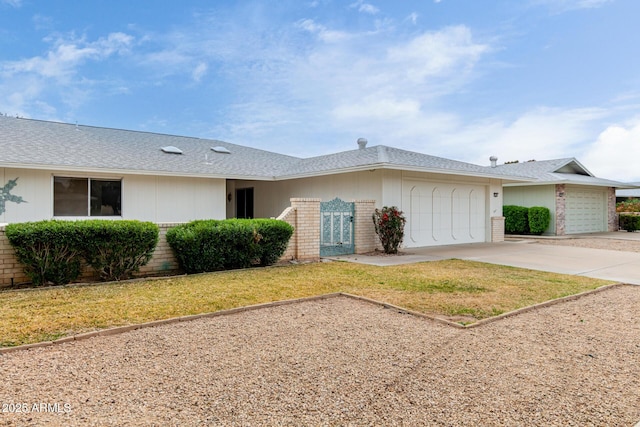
[491,158,631,188]
[0,116,528,182]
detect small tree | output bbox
[372,206,406,254]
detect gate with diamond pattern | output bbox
[320,198,355,256]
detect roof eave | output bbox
[505,179,628,188]
[274,163,534,182]
[0,162,276,181]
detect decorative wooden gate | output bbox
[320,198,355,256]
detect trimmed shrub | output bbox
[252,218,294,266]
[6,219,160,286]
[77,220,159,281]
[619,213,640,232]
[167,218,293,274]
[5,220,84,286]
[372,206,406,254]
[527,206,551,235]
[503,205,529,234]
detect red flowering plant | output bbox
[372,206,406,254]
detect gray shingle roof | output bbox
[492,158,630,188]
[0,116,298,179]
[280,145,523,179]
[0,116,531,181]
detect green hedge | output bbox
[5,220,159,286]
[504,205,529,234]
[527,206,551,235]
[5,221,84,286]
[77,220,159,281]
[619,214,640,232]
[251,218,295,266]
[166,218,294,274]
[504,205,551,235]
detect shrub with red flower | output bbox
[372,206,406,254]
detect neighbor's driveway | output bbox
[329,233,640,285]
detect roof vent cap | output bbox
[161,146,183,154]
[211,146,231,154]
[357,137,368,149]
[489,156,498,168]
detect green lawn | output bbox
[0,260,612,347]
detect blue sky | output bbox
[1,0,639,181]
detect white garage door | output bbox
[565,188,607,234]
[402,180,486,247]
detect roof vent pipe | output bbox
[357,138,368,149]
[490,156,498,168]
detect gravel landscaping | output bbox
[0,285,638,426]
[533,237,640,253]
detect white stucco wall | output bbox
[230,169,500,245]
[0,168,226,224]
[229,170,385,219]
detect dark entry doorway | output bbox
[236,188,254,219]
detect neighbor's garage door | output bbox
[565,187,607,234]
[402,180,486,247]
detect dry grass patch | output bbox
[0,260,612,347]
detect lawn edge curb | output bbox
[0,284,628,354]
[340,283,629,329]
[0,293,344,355]
[465,282,628,328]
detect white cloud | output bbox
[350,0,379,15]
[3,32,133,80]
[192,62,208,82]
[0,32,133,117]
[296,19,351,43]
[406,13,419,25]
[1,0,22,7]
[581,118,640,182]
[387,26,489,82]
[431,107,609,165]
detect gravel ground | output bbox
[532,237,640,252]
[1,286,639,426]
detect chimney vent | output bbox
[357,138,368,149]
[490,156,498,168]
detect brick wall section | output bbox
[0,226,26,287]
[354,200,377,253]
[607,187,618,231]
[0,223,182,288]
[555,184,566,236]
[289,198,321,261]
[138,223,182,276]
[491,216,505,242]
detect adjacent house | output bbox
[616,184,640,203]
[0,116,532,249]
[492,158,632,235]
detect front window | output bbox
[54,177,122,217]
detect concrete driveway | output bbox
[327,234,640,285]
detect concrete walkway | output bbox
[326,233,640,285]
